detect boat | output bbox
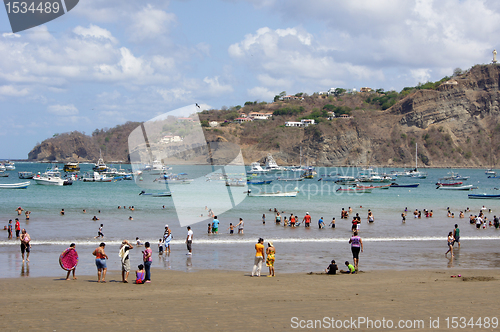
[336,187,373,194]
[4,161,15,171]
[439,172,469,181]
[33,170,65,186]
[357,168,393,183]
[468,193,500,199]
[92,150,107,172]
[0,164,5,172]
[301,167,317,179]
[247,162,268,174]
[225,179,246,187]
[485,169,497,176]
[277,177,303,182]
[18,171,34,179]
[435,181,463,187]
[247,179,273,185]
[0,171,9,177]
[264,154,285,172]
[143,158,169,175]
[63,162,80,172]
[437,184,474,190]
[154,173,194,184]
[139,191,172,197]
[82,172,113,182]
[246,188,299,197]
[390,183,420,188]
[0,181,30,189]
[334,176,358,185]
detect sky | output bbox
[0,0,499,159]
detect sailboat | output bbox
[408,144,427,179]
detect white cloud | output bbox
[73,24,118,44]
[0,85,29,97]
[128,5,176,42]
[2,33,21,38]
[247,86,275,100]
[47,104,79,116]
[203,76,233,95]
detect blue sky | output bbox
[0,0,499,159]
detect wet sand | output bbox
[1,268,499,331]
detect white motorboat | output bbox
[4,161,15,171]
[0,164,5,172]
[437,184,474,190]
[33,170,65,186]
[0,171,9,177]
[0,181,30,189]
[143,158,170,175]
[93,150,107,172]
[265,154,284,171]
[247,162,268,174]
[83,172,113,182]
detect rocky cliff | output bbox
[28,65,500,167]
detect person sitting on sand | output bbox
[325,260,338,275]
[136,237,143,246]
[135,264,145,284]
[340,261,356,274]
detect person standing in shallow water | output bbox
[349,231,363,271]
[20,228,31,262]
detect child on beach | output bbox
[135,264,145,284]
[136,237,143,246]
[262,214,266,225]
[208,223,212,234]
[227,223,235,234]
[340,261,356,274]
[94,224,104,238]
[401,212,406,223]
[325,260,338,275]
[158,239,163,254]
[329,217,335,228]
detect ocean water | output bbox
[1,163,500,278]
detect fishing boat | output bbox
[0,181,30,189]
[18,171,34,179]
[92,151,107,172]
[264,154,285,172]
[82,172,113,182]
[357,168,393,183]
[301,167,317,179]
[139,191,172,197]
[0,164,5,172]
[225,179,246,187]
[247,162,268,174]
[435,181,463,187]
[485,169,497,176]
[390,183,420,188]
[0,171,9,177]
[4,161,15,171]
[247,179,273,185]
[33,170,65,186]
[277,177,303,182]
[143,158,169,175]
[333,176,358,185]
[437,184,474,190]
[439,171,469,181]
[246,188,299,197]
[336,187,373,194]
[468,193,500,199]
[63,162,80,172]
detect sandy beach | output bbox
[1,268,499,331]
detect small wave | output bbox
[1,236,499,246]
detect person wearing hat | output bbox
[266,241,276,277]
[163,225,172,254]
[302,212,311,228]
[251,238,265,277]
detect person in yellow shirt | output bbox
[251,238,265,277]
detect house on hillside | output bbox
[338,114,352,119]
[360,87,372,93]
[234,117,253,124]
[209,121,219,127]
[249,112,272,120]
[285,119,315,127]
[281,95,304,101]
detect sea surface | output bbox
[1,163,500,278]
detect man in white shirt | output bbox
[186,226,194,255]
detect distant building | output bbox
[209,121,219,127]
[234,117,253,124]
[249,112,272,120]
[281,95,304,101]
[360,87,372,93]
[285,119,315,127]
[161,135,183,144]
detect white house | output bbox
[209,121,219,127]
[285,119,315,127]
[234,117,253,124]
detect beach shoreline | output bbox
[2,268,499,331]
